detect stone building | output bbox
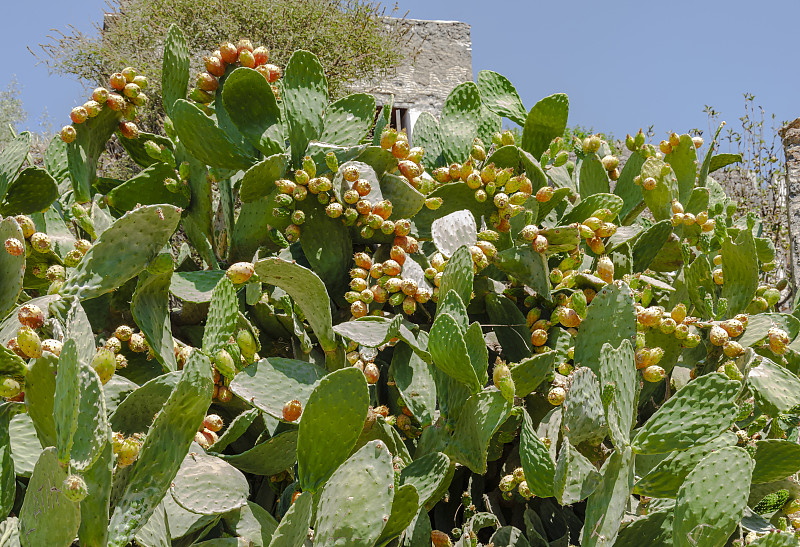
[352,18,473,145]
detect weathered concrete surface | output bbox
[780,118,800,287]
[352,18,473,115]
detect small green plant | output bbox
[0,24,798,547]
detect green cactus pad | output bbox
[169,270,225,303]
[375,483,419,547]
[721,229,759,317]
[580,446,634,547]
[664,134,698,203]
[254,257,338,360]
[599,340,637,447]
[78,439,113,547]
[0,405,16,518]
[283,50,328,166]
[465,321,489,386]
[673,446,753,547]
[132,270,177,372]
[296,367,368,492]
[495,245,550,297]
[438,245,474,309]
[476,70,527,126]
[202,276,238,359]
[24,353,58,447]
[134,502,169,547]
[440,82,482,164]
[0,132,30,201]
[553,440,602,505]
[411,182,494,240]
[392,341,437,426]
[67,106,123,203]
[411,112,443,165]
[485,293,534,363]
[18,448,80,547]
[218,430,298,476]
[477,103,502,146]
[634,432,736,498]
[520,412,555,498]
[574,282,635,376]
[562,367,607,446]
[296,197,352,296]
[0,217,24,318]
[318,93,375,146]
[53,339,80,464]
[631,373,739,454]
[521,93,569,160]
[0,167,58,215]
[399,451,450,507]
[107,350,213,547]
[510,352,556,397]
[9,413,43,478]
[640,157,678,221]
[223,501,278,547]
[161,24,189,117]
[749,532,800,546]
[577,154,610,198]
[60,204,181,302]
[106,163,190,212]
[44,133,69,183]
[230,357,326,420]
[429,313,481,392]
[267,490,312,547]
[171,446,249,515]
[489,526,531,547]
[445,390,512,473]
[67,362,110,471]
[110,372,180,435]
[172,99,255,170]
[379,173,426,219]
[614,509,673,547]
[222,68,284,156]
[614,151,646,222]
[432,210,477,258]
[561,193,624,225]
[631,219,672,272]
[314,439,394,547]
[748,358,800,415]
[117,130,173,169]
[751,440,800,484]
[238,154,290,203]
[740,313,800,347]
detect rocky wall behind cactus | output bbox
[0,23,799,547]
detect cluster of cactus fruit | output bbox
[3,22,800,547]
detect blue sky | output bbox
[3,0,799,144]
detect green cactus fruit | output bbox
[236,330,257,362]
[91,348,116,384]
[215,348,237,379]
[62,474,89,502]
[17,327,42,359]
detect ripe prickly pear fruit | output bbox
[431,530,453,547]
[18,304,45,330]
[642,365,665,382]
[60,125,77,143]
[109,73,127,91]
[596,255,614,283]
[29,232,50,253]
[203,414,224,432]
[116,437,142,467]
[238,49,256,68]
[601,154,619,171]
[62,474,88,502]
[119,121,139,139]
[42,339,63,356]
[128,332,148,353]
[194,430,212,449]
[70,106,88,124]
[709,324,729,346]
[769,327,790,355]
[91,348,116,384]
[547,386,566,406]
[363,362,380,384]
[219,42,238,63]
[642,177,657,191]
[226,262,255,284]
[532,235,549,254]
[17,327,42,359]
[283,399,302,422]
[671,303,687,323]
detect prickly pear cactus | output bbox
[0,25,798,547]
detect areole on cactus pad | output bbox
[0,21,798,547]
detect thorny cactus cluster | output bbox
[1,23,800,547]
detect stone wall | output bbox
[780,118,800,287]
